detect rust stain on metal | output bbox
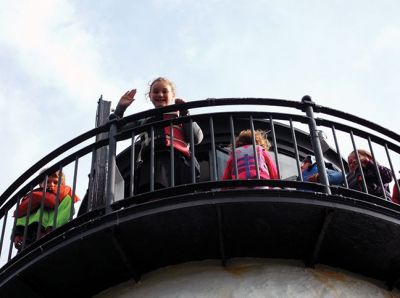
[310,267,347,283]
[224,264,258,277]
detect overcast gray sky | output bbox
[1,0,400,196]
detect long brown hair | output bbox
[348,149,373,163]
[235,129,271,151]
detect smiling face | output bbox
[149,80,175,108]
[348,150,372,172]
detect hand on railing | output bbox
[175,98,189,116]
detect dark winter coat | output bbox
[111,106,203,193]
[347,160,392,200]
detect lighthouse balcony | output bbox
[0,97,400,297]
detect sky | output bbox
[1,0,400,198]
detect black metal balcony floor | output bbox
[1,189,400,297]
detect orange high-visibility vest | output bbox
[163,113,190,157]
[15,185,79,218]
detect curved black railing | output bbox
[1,96,400,269]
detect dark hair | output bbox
[302,155,316,164]
[39,168,65,186]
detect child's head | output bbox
[39,169,65,191]
[148,77,176,108]
[235,129,271,151]
[348,149,373,172]
[301,155,316,171]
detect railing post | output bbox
[301,95,331,194]
[209,116,218,181]
[106,120,118,214]
[88,96,111,211]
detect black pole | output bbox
[301,96,331,194]
[106,121,118,214]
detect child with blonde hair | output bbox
[222,129,278,180]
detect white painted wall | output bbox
[95,258,400,298]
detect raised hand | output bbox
[118,89,136,108]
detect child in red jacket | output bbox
[223,129,278,181]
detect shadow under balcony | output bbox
[1,182,400,297]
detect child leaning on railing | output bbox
[222,129,278,181]
[13,169,79,252]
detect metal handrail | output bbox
[1,96,400,267]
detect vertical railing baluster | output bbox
[229,115,239,180]
[389,149,400,203]
[22,185,34,249]
[106,121,118,214]
[9,196,22,260]
[190,119,196,184]
[53,165,63,230]
[150,126,155,191]
[170,121,175,187]
[249,116,260,179]
[349,131,368,193]
[0,209,8,258]
[269,115,281,179]
[209,116,218,181]
[8,209,17,260]
[367,138,385,199]
[130,132,136,197]
[87,147,96,212]
[384,143,398,200]
[37,174,48,239]
[70,157,79,220]
[289,118,302,180]
[301,96,330,194]
[331,125,348,188]
[394,178,400,204]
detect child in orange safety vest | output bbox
[13,169,79,251]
